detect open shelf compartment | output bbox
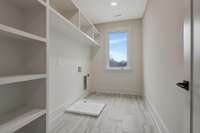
[15,114,46,133]
[80,12,94,39]
[0,79,47,132]
[0,0,47,38]
[0,35,46,77]
[93,26,101,44]
[50,0,79,28]
[0,79,47,133]
[0,107,46,133]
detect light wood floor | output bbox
[50,93,157,133]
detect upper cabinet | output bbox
[49,0,100,47]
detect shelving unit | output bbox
[0,0,48,132]
[49,0,100,47]
[0,0,100,132]
[50,7,99,46]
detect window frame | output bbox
[106,27,131,70]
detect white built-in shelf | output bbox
[0,74,47,85]
[0,0,47,132]
[0,107,46,133]
[50,7,99,47]
[0,24,47,43]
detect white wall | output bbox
[91,19,143,95]
[143,0,186,133]
[49,28,91,124]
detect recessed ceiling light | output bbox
[111,1,117,7]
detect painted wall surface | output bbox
[91,19,143,95]
[49,28,91,123]
[143,0,186,133]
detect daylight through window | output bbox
[109,31,128,68]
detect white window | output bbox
[107,30,129,70]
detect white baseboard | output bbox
[145,96,170,133]
[93,88,142,96]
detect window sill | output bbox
[106,67,132,71]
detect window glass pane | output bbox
[109,32,128,67]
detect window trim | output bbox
[105,27,131,70]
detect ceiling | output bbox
[73,0,148,24]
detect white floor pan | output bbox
[66,100,106,117]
